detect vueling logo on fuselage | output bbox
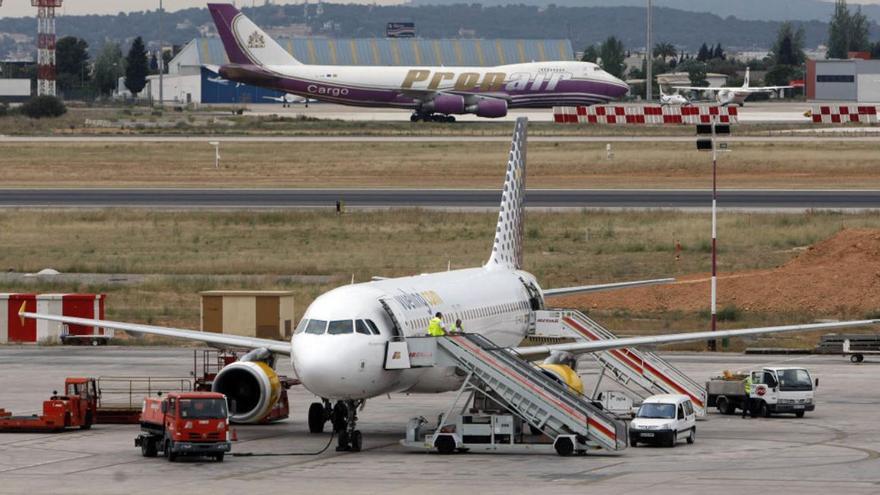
[401,69,572,93]
[393,290,444,311]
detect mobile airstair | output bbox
[532,309,708,417]
[389,333,628,455]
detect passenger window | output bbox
[684,401,693,416]
[294,319,309,334]
[355,320,371,335]
[305,319,327,335]
[328,320,354,335]
[677,405,684,420]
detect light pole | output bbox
[696,120,730,351]
[158,0,164,106]
[646,0,653,102]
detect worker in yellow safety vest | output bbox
[427,312,447,336]
[451,319,463,333]
[741,374,753,418]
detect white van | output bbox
[629,394,696,447]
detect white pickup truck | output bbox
[707,367,817,418]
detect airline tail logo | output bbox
[247,32,266,49]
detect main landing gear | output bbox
[410,113,456,123]
[308,398,364,452]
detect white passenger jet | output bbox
[659,88,689,106]
[262,93,313,107]
[673,68,792,106]
[21,118,878,452]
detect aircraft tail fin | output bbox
[487,117,527,271]
[208,3,302,66]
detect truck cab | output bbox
[58,377,98,429]
[136,392,231,462]
[750,367,816,418]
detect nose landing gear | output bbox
[332,400,365,452]
[308,399,332,434]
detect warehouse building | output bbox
[200,290,295,339]
[807,58,880,102]
[136,37,574,104]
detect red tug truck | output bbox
[0,377,98,432]
[135,391,232,462]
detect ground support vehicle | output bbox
[843,338,880,363]
[628,394,697,447]
[397,335,628,456]
[135,392,231,462]
[707,367,817,418]
[0,378,97,432]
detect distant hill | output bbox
[0,3,874,60]
[412,0,880,23]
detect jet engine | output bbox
[212,359,282,424]
[717,89,734,106]
[422,94,466,115]
[538,364,585,395]
[467,98,508,118]
[538,351,584,395]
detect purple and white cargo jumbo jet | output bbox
[208,3,629,121]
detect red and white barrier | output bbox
[811,105,878,124]
[0,293,107,343]
[553,105,738,125]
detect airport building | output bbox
[807,58,880,102]
[130,37,574,104]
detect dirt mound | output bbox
[557,228,880,314]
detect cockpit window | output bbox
[355,320,371,335]
[364,319,381,335]
[294,319,309,334]
[328,320,354,335]
[305,319,327,335]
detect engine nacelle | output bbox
[422,94,466,115]
[538,364,585,395]
[212,360,281,424]
[467,98,508,118]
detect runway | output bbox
[2,188,879,209]
[4,135,880,143]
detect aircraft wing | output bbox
[739,86,793,92]
[543,277,674,297]
[672,86,723,92]
[513,319,880,357]
[19,308,291,355]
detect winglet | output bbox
[18,301,27,326]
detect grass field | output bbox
[2,209,879,350]
[4,140,880,189]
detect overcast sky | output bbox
[0,0,401,18]
[0,0,877,18]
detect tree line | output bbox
[47,35,160,100]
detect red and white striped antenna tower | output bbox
[33,0,63,96]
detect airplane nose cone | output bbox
[291,334,398,400]
[611,77,630,98]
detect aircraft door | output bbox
[378,297,406,340]
[520,278,544,311]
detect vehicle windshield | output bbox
[179,398,228,419]
[637,403,676,419]
[777,369,813,391]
